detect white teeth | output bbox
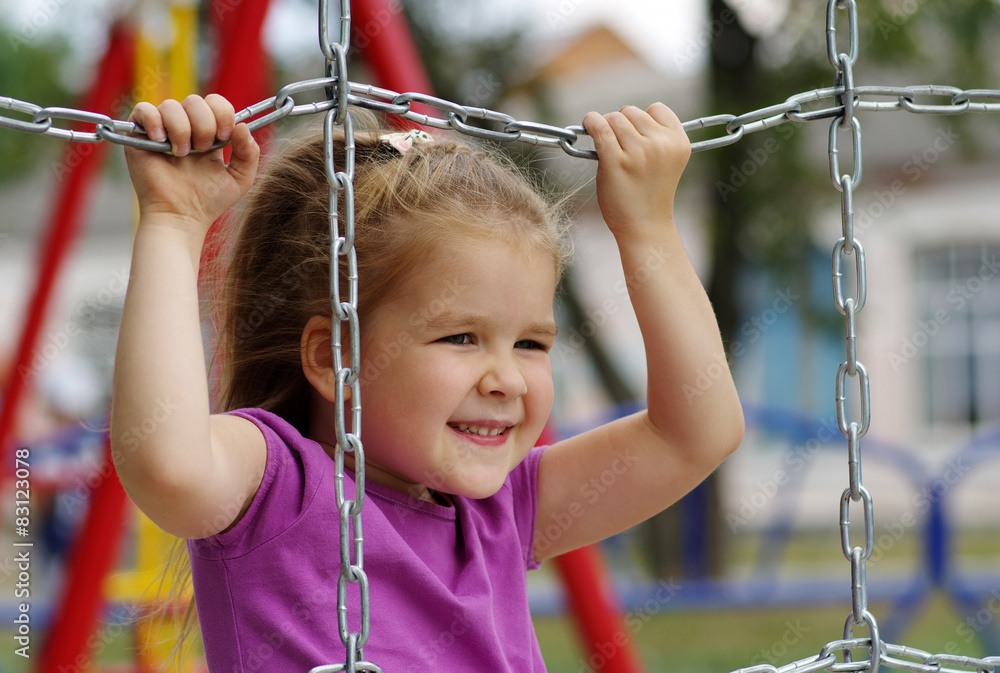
[453,423,504,437]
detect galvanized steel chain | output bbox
[725,646,1000,673]
[306,2,376,673]
[3,82,1000,159]
[828,3,880,672]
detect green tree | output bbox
[0,22,71,183]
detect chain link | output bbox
[3,82,1000,161]
[828,0,880,669]
[311,2,374,673]
[2,1,999,671]
[826,0,858,70]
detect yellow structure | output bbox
[104,2,201,669]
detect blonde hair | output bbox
[169,111,572,668]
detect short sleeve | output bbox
[506,445,546,570]
[188,408,324,556]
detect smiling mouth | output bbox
[448,423,509,437]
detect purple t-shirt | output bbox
[188,408,547,673]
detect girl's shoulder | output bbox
[191,408,331,553]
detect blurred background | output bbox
[1,0,999,671]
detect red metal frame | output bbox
[0,32,133,466]
[33,23,136,673]
[38,0,276,667]
[537,424,644,673]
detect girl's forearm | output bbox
[613,221,743,457]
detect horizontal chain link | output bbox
[3,84,999,161]
[724,639,1000,673]
[308,663,382,673]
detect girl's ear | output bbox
[300,315,347,402]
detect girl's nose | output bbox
[478,356,528,399]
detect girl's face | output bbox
[356,236,559,502]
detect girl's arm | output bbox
[111,95,266,539]
[534,103,744,562]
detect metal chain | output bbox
[828,3,880,673]
[309,2,375,673]
[2,1,999,671]
[2,81,999,160]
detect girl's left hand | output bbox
[582,103,691,237]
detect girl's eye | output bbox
[440,333,473,345]
[515,339,548,351]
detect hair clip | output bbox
[379,129,434,154]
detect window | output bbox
[915,246,1000,426]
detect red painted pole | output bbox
[350,0,436,122]
[553,548,645,673]
[27,23,135,673]
[538,426,645,673]
[199,0,275,281]
[40,3,277,670]
[208,0,274,108]
[350,0,434,99]
[38,442,129,673]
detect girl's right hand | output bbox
[124,94,259,232]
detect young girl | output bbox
[111,93,743,672]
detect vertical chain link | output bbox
[312,1,375,672]
[827,1,880,671]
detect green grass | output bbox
[535,594,994,673]
[5,594,992,673]
[9,528,998,672]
